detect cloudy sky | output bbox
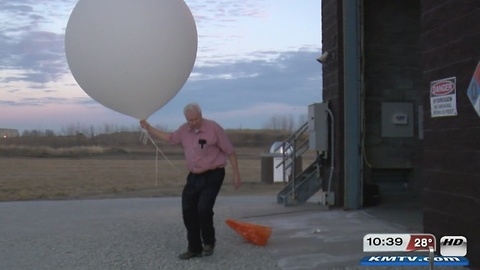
[0,0,322,133]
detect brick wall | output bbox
[321,0,345,207]
[363,0,422,175]
[421,0,480,265]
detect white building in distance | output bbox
[0,128,20,138]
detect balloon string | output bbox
[140,128,179,186]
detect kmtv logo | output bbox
[440,236,467,256]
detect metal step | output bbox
[277,161,322,206]
[273,121,324,207]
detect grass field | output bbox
[1,157,268,200]
[1,151,315,202]
[0,130,314,201]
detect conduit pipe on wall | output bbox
[343,0,362,210]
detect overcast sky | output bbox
[0,0,322,133]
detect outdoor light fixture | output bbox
[316,51,330,63]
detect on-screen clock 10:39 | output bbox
[363,233,436,253]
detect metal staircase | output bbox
[273,122,323,206]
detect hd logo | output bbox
[440,236,467,256]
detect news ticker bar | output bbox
[360,256,469,267]
[363,233,467,256]
[363,233,436,252]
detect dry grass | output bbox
[0,151,315,202]
[0,130,314,201]
[0,145,108,156]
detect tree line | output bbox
[18,114,308,138]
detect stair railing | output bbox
[272,122,310,197]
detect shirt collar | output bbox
[189,123,205,133]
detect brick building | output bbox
[321,0,479,266]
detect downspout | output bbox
[343,0,362,210]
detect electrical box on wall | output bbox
[308,103,328,152]
[381,102,414,137]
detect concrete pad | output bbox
[0,195,471,270]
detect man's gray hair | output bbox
[183,102,202,116]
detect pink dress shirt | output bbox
[169,118,234,173]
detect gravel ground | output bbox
[0,197,281,270]
[0,196,472,270]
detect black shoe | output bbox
[203,245,214,256]
[178,250,202,260]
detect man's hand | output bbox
[140,120,150,130]
[139,120,171,142]
[228,152,241,190]
[232,171,241,190]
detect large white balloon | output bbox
[65,0,197,120]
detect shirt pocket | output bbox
[197,137,217,154]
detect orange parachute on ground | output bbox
[225,218,272,246]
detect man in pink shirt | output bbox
[140,103,241,260]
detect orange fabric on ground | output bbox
[225,218,272,246]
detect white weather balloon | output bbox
[65,0,197,120]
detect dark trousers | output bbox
[182,168,225,253]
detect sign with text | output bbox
[467,61,480,117]
[430,77,457,117]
